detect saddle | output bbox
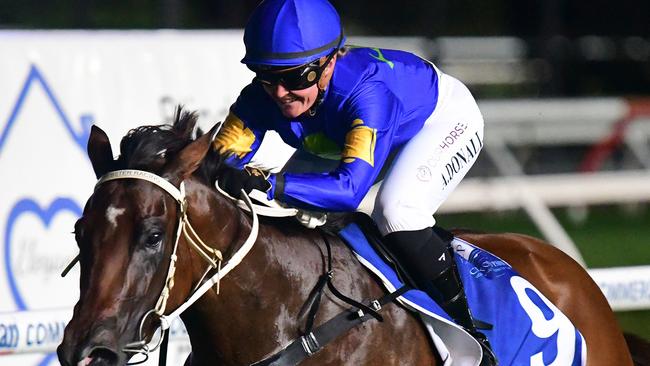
[336,215,588,366]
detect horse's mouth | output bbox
[77,346,121,366]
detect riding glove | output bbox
[218,167,274,198]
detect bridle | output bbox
[63,169,260,364]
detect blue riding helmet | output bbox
[242,0,346,67]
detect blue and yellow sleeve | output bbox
[213,112,266,169]
[277,84,401,211]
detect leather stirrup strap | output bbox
[251,286,409,366]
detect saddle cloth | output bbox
[339,223,587,366]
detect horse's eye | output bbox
[145,232,164,248]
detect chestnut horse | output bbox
[58,111,634,366]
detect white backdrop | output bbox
[0,30,261,366]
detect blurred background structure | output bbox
[0,0,649,365]
[2,0,649,97]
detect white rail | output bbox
[458,98,650,266]
[482,138,586,266]
[441,170,650,213]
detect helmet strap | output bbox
[308,88,326,117]
[308,53,337,117]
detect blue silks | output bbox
[339,223,586,365]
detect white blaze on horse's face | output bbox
[105,205,126,229]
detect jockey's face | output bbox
[258,53,337,118]
[262,82,319,118]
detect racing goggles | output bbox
[253,50,337,90]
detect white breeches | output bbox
[364,72,484,235]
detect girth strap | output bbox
[251,285,409,366]
[301,232,383,333]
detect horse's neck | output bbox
[182,189,357,362]
[188,211,329,314]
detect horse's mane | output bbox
[114,106,357,232]
[115,106,222,183]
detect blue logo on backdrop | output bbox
[1,64,94,364]
[0,65,93,150]
[1,64,92,307]
[4,198,82,310]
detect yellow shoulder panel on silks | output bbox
[342,119,376,166]
[213,113,257,158]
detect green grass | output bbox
[437,204,650,339]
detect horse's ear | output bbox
[164,122,221,184]
[87,125,115,179]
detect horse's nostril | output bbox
[84,347,119,366]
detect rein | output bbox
[214,184,328,229]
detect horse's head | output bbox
[57,110,220,366]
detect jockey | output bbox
[213,0,495,364]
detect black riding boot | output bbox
[433,261,498,366]
[384,228,498,366]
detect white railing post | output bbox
[484,139,586,267]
